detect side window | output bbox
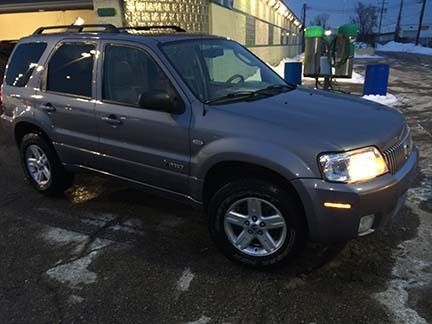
[162,44,205,100]
[102,45,172,107]
[46,43,95,98]
[5,42,47,87]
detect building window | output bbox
[245,16,256,47]
[211,0,233,9]
[280,29,287,45]
[268,26,274,45]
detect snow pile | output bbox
[362,93,398,107]
[377,41,432,56]
[354,54,383,59]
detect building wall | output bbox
[209,0,302,64]
[93,0,124,26]
[0,9,96,41]
[122,0,209,32]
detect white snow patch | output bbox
[80,213,145,235]
[176,268,195,292]
[68,294,84,305]
[377,41,432,56]
[354,54,384,59]
[186,316,211,324]
[46,251,99,288]
[41,227,88,246]
[362,93,399,107]
[41,226,112,289]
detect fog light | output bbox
[358,214,375,235]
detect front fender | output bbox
[192,137,317,181]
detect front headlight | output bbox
[319,146,389,183]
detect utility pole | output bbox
[415,0,426,45]
[395,0,404,41]
[301,3,307,52]
[377,0,387,44]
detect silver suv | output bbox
[0,25,418,267]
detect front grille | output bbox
[382,128,411,174]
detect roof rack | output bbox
[33,24,119,35]
[119,25,186,33]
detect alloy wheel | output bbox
[224,197,288,257]
[25,144,51,187]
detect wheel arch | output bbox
[203,161,306,217]
[14,121,54,149]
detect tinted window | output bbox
[5,42,47,87]
[47,43,95,97]
[103,45,172,107]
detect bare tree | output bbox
[350,2,378,37]
[310,14,330,30]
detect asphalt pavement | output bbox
[0,52,431,324]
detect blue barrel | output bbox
[284,62,302,85]
[364,64,389,96]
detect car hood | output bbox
[215,87,405,151]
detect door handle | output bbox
[40,103,56,112]
[101,115,122,126]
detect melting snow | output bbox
[41,227,112,289]
[362,94,399,107]
[186,316,211,324]
[177,268,195,292]
[46,251,99,288]
[354,54,384,59]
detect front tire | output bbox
[208,180,307,268]
[19,133,73,196]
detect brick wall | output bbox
[123,0,209,33]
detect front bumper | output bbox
[291,147,419,243]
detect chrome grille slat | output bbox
[383,128,411,174]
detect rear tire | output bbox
[19,133,73,196]
[208,179,306,268]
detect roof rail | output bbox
[119,25,186,33]
[33,24,119,35]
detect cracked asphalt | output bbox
[0,52,431,324]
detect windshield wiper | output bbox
[204,84,296,105]
[204,91,259,105]
[254,84,297,95]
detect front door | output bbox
[95,42,191,195]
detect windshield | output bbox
[161,39,289,103]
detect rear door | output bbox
[33,40,98,167]
[94,41,191,195]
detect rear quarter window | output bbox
[5,42,47,87]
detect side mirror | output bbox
[138,91,184,114]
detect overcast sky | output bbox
[284,0,431,31]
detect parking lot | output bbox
[0,52,431,324]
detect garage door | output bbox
[0,0,96,41]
